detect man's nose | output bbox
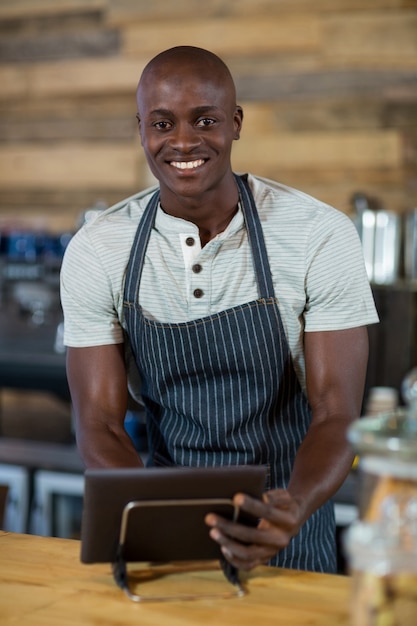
[168,123,201,151]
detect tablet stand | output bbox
[111,498,245,602]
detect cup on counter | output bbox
[364,387,399,417]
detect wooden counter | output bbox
[0,531,351,625]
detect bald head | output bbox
[137,46,237,110]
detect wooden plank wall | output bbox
[0,0,416,232]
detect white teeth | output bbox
[171,159,204,170]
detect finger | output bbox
[234,492,298,531]
[262,490,294,507]
[206,512,261,543]
[234,490,292,515]
[209,527,275,571]
[206,510,291,555]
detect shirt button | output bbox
[185,237,195,246]
[192,263,202,274]
[193,289,204,299]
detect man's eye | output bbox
[197,118,215,127]
[153,121,172,130]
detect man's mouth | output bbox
[170,159,205,170]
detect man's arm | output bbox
[66,344,144,469]
[205,326,368,569]
[286,325,368,523]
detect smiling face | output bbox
[136,47,243,213]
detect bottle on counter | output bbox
[344,369,417,625]
[345,508,417,626]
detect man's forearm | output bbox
[287,416,355,525]
[76,419,145,469]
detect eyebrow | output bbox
[148,105,221,117]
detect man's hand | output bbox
[205,489,302,570]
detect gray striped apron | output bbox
[123,174,336,572]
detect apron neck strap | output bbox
[234,174,275,298]
[123,188,160,303]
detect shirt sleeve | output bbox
[60,226,124,347]
[303,208,379,332]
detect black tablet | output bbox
[80,465,267,564]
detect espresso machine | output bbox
[0,227,73,399]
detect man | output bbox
[61,46,378,573]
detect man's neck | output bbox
[195,203,239,247]
[159,177,240,246]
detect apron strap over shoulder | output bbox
[123,189,160,304]
[234,174,275,299]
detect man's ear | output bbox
[135,113,143,144]
[233,105,243,140]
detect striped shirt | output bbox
[60,174,379,397]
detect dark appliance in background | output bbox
[0,227,72,400]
